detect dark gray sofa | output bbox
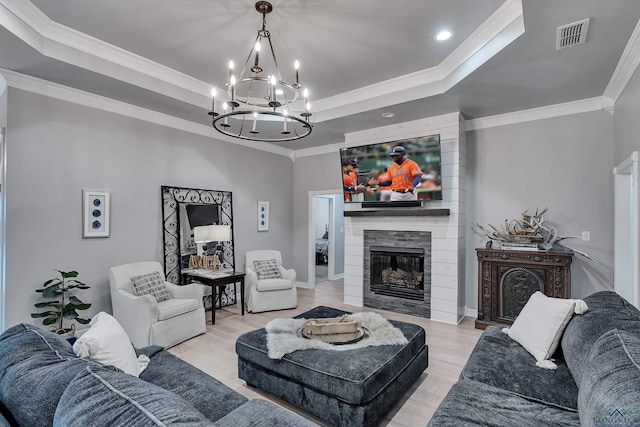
[0,323,317,427]
[428,291,640,427]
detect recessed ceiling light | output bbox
[381,112,395,118]
[435,30,452,41]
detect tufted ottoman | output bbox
[235,306,429,427]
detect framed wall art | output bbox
[82,189,110,238]
[258,200,269,232]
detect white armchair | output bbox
[109,261,206,348]
[245,250,297,313]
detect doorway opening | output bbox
[308,190,344,286]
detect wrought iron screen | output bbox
[161,186,234,284]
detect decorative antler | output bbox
[471,208,597,263]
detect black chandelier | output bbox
[209,1,312,142]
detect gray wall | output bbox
[292,151,342,282]
[4,88,293,327]
[292,111,615,309]
[614,65,640,165]
[3,79,626,328]
[466,110,615,307]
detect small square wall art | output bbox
[83,189,110,238]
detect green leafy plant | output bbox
[31,270,92,332]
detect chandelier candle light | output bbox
[209,1,312,142]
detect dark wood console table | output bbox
[475,247,573,329]
[182,270,245,325]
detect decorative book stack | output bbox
[493,241,540,251]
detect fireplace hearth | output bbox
[363,230,431,317]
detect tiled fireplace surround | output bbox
[364,230,432,317]
[343,113,466,324]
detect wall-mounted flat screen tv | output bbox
[339,134,442,203]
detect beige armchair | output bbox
[109,261,206,348]
[245,250,297,313]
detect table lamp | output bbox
[193,225,213,256]
[209,225,231,267]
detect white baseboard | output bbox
[295,281,314,289]
[465,307,478,318]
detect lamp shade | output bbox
[193,225,212,243]
[209,225,231,242]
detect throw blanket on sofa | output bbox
[265,312,408,359]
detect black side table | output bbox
[182,270,246,325]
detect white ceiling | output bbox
[1,0,639,152]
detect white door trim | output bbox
[613,151,639,308]
[0,127,5,332]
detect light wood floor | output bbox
[168,279,483,426]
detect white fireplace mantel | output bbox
[342,113,466,324]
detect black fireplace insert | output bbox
[370,246,425,301]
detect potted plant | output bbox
[31,270,92,336]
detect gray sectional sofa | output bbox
[428,291,640,427]
[0,323,316,427]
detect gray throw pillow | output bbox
[578,329,640,427]
[253,259,282,280]
[54,366,216,426]
[130,272,171,302]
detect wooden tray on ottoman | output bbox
[300,316,361,336]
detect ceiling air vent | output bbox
[556,18,590,50]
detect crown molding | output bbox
[345,112,461,145]
[465,97,609,131]
[3,69,616,159]
[314,0,524,122]
[603,18,640,102]
[295,113,462,158]
[0,0,215,107]
[602,96,615,115]
[0,0,522,125]
[4,0,632,138]
[440,0,524,89]
[0,69,293,157]
[294,141,346,159]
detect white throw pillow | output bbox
[504,291,588,370]
[73,312,141,377]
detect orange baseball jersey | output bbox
[343,171,357,200]
[386,159,422,190]
[377,172,391,190]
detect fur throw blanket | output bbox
[265,312,408,359]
